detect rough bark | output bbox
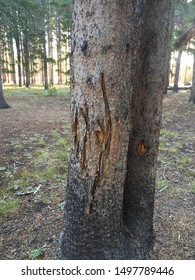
[173,49,182,92]
[189,52,195,103]
[123,0,172,255]
[60,0,135,260]
[60,0,172,260]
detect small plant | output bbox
[0,166,7,171]
[186,168,195,178]
[156,178,167,190]
[0,198,19,216]
[28,248,46,260]
[191,182,195,194]
[177,156,192,167]
[58,201,65,211]
[51,130,61,139]
[47,83,57,96]
[170,186,182,195]
[37,138,47,147]
[57,138,67,147]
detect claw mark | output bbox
[87,72,112,215]
[80,105,89,170]
[73,108,79,157]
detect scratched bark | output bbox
[60,0,136,259]
[60,0,172,259]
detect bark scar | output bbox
[136,139,148,156]
[80,105,89,170]
[87,72,112,215]
[73,108,79,158]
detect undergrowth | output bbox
[0,127,70,216]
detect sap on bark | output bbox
[95,130,105,145]
[136,140,148,156]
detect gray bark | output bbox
[123,0,172,255]
[60,0,172,260]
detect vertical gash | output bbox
[60,0,172,260]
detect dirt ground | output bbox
[0,90,194,260]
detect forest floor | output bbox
[0,87,195,260]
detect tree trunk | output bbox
[123,0,172,255]
[15,36,22,87]
[164,4,175,94]
[189,52,195,103]
[173,49,182,92]
[60,0,171,260]
[56,15,62,84]
[48,3,54,84]
[43,32,48,90]
[0,38,10,109]
[23,27,30,88]
[9,39,16,84]
[0,67,10,109]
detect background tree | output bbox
[174,0,195,102]
[60,0,172,260]
[0,0,72,88]
[189,50,195,103]
[173,0,195,92]
[172,0,189,92]
[0,30,11,109]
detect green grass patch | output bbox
[177,156,193,167]
[185,168,195,178]
[170,186,183,195]
[28,248,47,260]
[0,198,19,216]
[4,85,70,97]
[156,177,167,190]
[190,182,195,194]
[160,129,178,138]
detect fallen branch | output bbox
[16,184,42,196]
[159,185,169,192]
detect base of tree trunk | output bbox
[173,85,178,93]
[0,99,11,110]
[59,227,152,260]
[189,93,195,104]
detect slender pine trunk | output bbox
[173,49,182,92]
[189,52,195,103]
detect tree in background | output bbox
[0,0,72,88]
[59,0,172,260]
[0,32,11,109]
[171,0,195,93]
[174,0,195,102]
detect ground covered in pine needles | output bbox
[0,87,194,260]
